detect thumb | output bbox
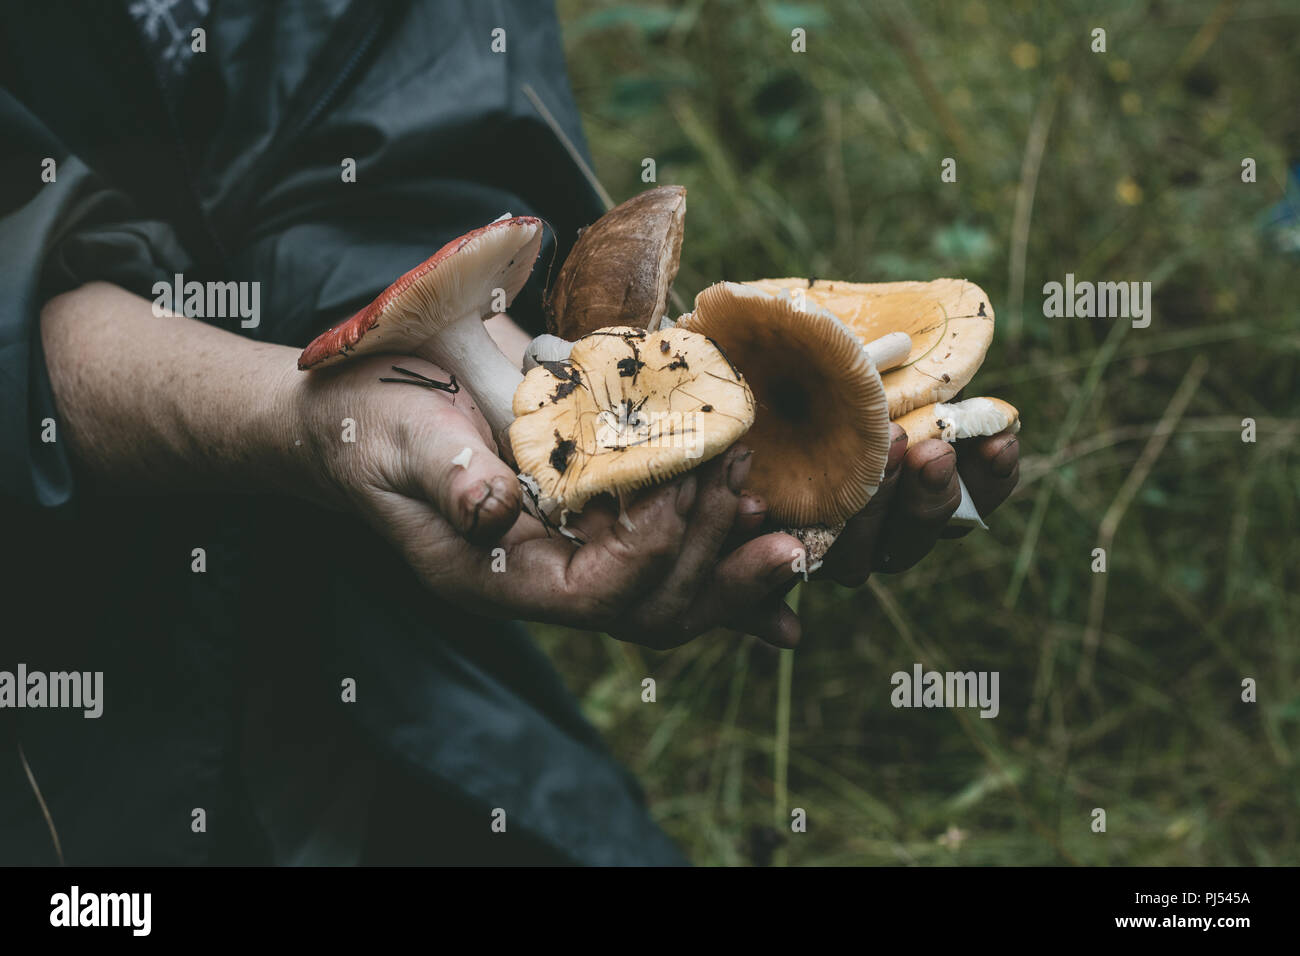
[397,407,522,545]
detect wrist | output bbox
[267,351,376,512]
[244,346,305,497]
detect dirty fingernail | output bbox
[920,451,956,492]
[465,479,492,510]
[991,436,1019,478]
[464,479,510,539]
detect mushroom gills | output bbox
[894,397,1020,446]
[931,397,1020,443]
[894,396,1020,531]
[744,277,997,420]
[297,215,545,464]
[678,282,893,529]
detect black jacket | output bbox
[0,0,684,865]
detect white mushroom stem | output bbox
[414,311,523,458]
[862,331,912,372]
[951,475,988,531]
[522,334,574,372]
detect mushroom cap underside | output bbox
[679,282,892,527]
[298,216,543,370]
[894,396,1020,445]
[745,277,995,418]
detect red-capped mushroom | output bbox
[298,216,543,456]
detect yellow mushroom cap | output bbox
[746,278,995,418]
[678,282,892,527]
[509,326,754,515]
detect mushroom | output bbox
[747,277,1017,531]
[508,325,754,520]
[676,283,895,563]
[547,186,686,339]
[894,397,1020,445]
[297,215,543,457]
[744,277,996,418]
[521,333,574,372]
[895,397,1021,529]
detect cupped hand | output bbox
[285,354,803,648]
[818,422,1021,586]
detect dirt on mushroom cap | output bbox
[746,277,995,418]
[509,325,753,515]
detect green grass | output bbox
[532,0,1300,865]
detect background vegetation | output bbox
[534,0,1300,865]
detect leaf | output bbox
[946,765,1025,813]
[606,75,674,116]
[763,2,831,31]
[568,4,680,39]
[871,251,936,279]
[931,222,996,266]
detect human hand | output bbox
[284,354,803,648]
[818,422,1021,586]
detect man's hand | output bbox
[41,283,1015,652]
[819,423,1021,586]
[286,354,804,648]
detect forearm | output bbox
[39,281,298,497]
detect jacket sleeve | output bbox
[201,0,607,350]
[0,89,195,507]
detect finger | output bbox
[499,476,694,626]
[874,439,961,573]
[955,431,1021,517]
[399,406,522,545]
[742,595,802,649]
[678,532,803,646]
[822,424,908,586]
[561,493,621,544]
[734,492,768,537]
[561,447,738,544]
[721,491,769,554]
[624,445,752,628]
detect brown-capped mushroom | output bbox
[298,216,542,456]
[748,277,1013,533]
[509,326,753,520]
[677,283,894,533]
[547,186,686,339]
[745,277,995,417]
